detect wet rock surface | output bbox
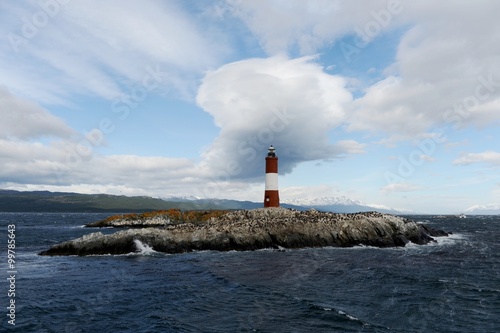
[39,208,449,256]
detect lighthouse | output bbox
[264,145,280,207]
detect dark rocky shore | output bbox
[39,208,449,256]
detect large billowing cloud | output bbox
[196,55,355,180]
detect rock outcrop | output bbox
[39,208,449,256]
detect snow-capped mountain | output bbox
[283,196,365,207]
[282,196,409,214]
[162,195,203,202]
[464,204,500,215]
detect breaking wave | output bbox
[133,239,157,255]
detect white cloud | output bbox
[226,0,397,55]
[0,139,68,184]
[0,140,209,195]
[350,1,500,138]
[420,154,435,162]
[348,76,440,136]
[196,55,353,179]
[0,0,229,104]
[334,140,366,154]
[381,182,422,193]
[0,87,75,139]
[453,151,500,166]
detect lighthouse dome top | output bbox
[267,145,276,157]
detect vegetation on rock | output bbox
[86,209,231,227]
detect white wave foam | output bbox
[431,233,467,247]
[310,302,361,321]
[133,239,156,255]
[338,310,359,321]
[397,233,468,255]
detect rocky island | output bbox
[39,208,449,256]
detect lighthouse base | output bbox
[264,190,280,208]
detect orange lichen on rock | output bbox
[87,209,231,228]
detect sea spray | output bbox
[133,239,156,255]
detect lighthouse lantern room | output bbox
[264,145,280,208]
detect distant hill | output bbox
[0,190,225,212]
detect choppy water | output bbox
[1,213,499,332]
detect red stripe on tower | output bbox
[264,145,280,208]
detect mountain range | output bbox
[0,189,498,215]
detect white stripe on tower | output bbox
[265,173,278,190]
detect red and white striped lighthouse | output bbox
[264,145,280,208]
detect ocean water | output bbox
[1,212,499,333]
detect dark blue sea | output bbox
[1,213,499,333]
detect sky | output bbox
[1,0,499,214]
